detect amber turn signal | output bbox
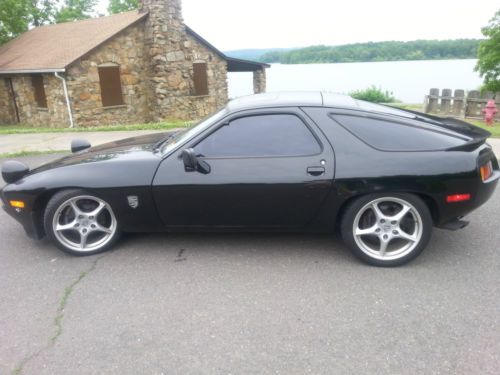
[446,194,471,203]
[480,161,493,182]
[9,200,25,208]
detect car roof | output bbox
[227,91,359,111]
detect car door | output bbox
[152,108,335,228]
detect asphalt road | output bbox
[0,155,499,375]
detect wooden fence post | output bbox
[452,89,464,117]
[440,89,452,115]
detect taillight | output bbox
[480,161,493,182]
[446,194,471,203]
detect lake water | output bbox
[227,59,482,103]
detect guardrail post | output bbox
[452,89,464,117]
[466,90,480,117]
[441,89,452,115]
[426,88,439,114]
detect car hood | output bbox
[30,132,172,174]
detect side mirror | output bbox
[71,139,91,153]
[182,148,197,171]
[181,148,211,174]
[2,161,30,183]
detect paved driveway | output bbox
[0,155,499,374]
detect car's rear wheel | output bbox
[44,190,120,256]
[341,193,432,266]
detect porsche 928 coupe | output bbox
[1,92,498,266]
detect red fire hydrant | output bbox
[482,99,498,127]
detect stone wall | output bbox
[154,32,228,120]
[0,78,16,124]
[66,22,149,127]
[143,0,228,121]
[5,74,70,127]
[253,68,266,94]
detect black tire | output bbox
[341,193,432,267]
[44,189,121,256]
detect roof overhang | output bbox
[226,57,270,72]
[0,68,65,75]
[185,26,270,72]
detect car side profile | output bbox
[1,92,499,266]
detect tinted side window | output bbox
[195,114,321,157]
[332,115,464,151]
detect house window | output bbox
[31,75,48,108]
[98,65,124,107]
[193,63,208,96]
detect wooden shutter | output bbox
[98,66,124,107]
[193,63,208,96]
[31,75,48,108]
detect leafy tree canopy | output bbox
[0,0,56,44]
[475,9,500,92]
[55,0,98,23]
[108,0,139,14]
[260,39,482,64]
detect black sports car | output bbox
[1,92,498,266]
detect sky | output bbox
[98,0,499,51]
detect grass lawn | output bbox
[0,150,69,158]
[0,121,187,135]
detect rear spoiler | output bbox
[391,107,491,151]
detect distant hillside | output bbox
[224,48,295,61]
[259,39,482,64]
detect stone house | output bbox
[0,0,268,127]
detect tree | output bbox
[0,0,55,44]
[55,0,97,23]
[476,10,500,92]
[108,0,139,14]
[30,0,57,26]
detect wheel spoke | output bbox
[80,233,88,249]
[390,204,412,222]
[355,224,378,236]
[56,220,77,232]
[379,238,389,257]
[89,202,106,217]
[70,201,83,216]
[93,224,112,234]
[395,229,417,242]
[371,202,386,221]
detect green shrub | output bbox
[349,86,398,103]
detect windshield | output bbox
[160,107,228,154]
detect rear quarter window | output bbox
[331,114,465,151]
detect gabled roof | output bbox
[0,11,147,74]
[0,10,269,75]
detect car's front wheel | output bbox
[44,190,120,256]
[341,193,432,266]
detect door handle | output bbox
[307,166,325,176]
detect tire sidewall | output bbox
[44,189,120,256]
[341,192,432,267]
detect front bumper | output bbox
[1,190,44,240]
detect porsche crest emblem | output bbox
[127,195,139,209]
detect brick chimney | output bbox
[141,0,189,121]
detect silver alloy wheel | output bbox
[52,195,117,252]
[352,197,423,261]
